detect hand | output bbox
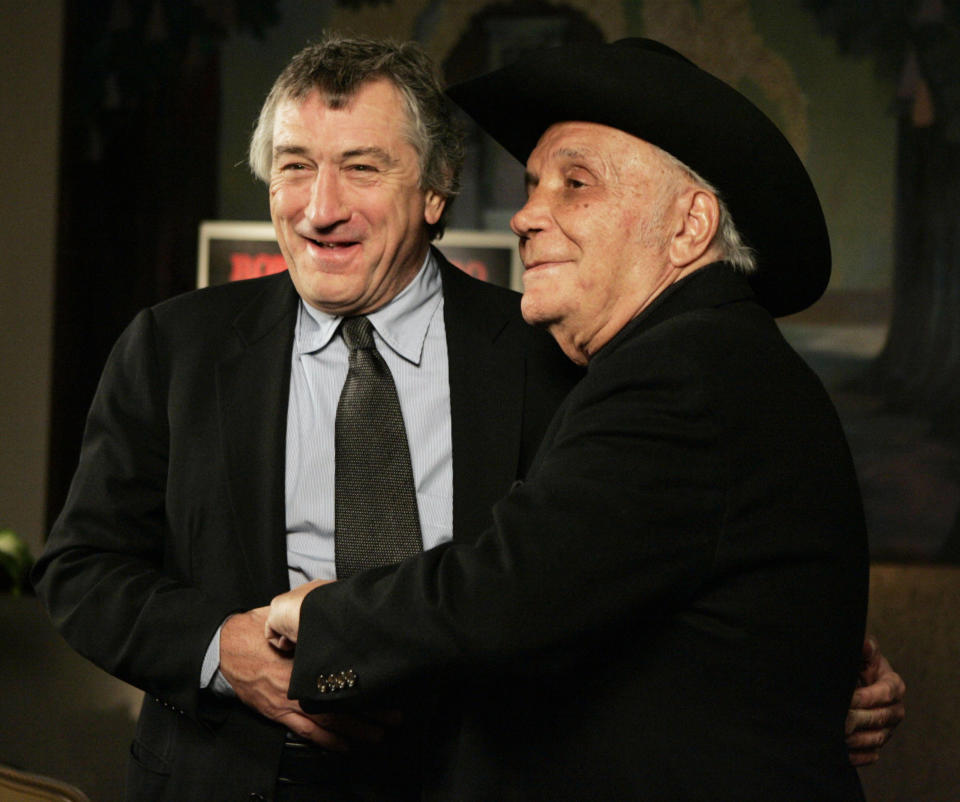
[845,635,906,766]
[220,606,384,750]
[265,578,332,650]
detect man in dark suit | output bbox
[32,35,578,801]
[265,39,883,800]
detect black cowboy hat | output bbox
[447,38,830,317]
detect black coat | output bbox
[290,263,869,801]
[33,251,579,801]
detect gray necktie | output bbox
[334,316,422,579]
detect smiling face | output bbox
[269,79,445,316]
[511,122,700,365]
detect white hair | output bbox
[654,147,757,274]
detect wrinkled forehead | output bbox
[527,121,668,177]
[275,77,418,152]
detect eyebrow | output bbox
[341,146,398,167]
[272,144,399,167]
[273,144,310,160]
[554,147,591,161]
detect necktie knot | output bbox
[341,316,375,351]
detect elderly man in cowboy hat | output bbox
[266,39,872,799]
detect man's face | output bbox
[269,79,445,316]
[511,121,682,364]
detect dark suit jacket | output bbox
[32,251,579,801]
[290,263,869,801]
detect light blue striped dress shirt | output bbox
[202,249,453,691]
[285,248,453,586]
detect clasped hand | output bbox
[219,580,396,750]
[264,577,327,650]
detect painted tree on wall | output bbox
[805,0,960,440]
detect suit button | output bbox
[318,669,357,693]
[248,794,266,801]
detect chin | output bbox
[520,287,558,326]
[295,273,363,311]
[519,299,542,328]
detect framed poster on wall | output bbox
[197,221,284,288]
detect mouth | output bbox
[523,258,567,271]
[305,237,359,249]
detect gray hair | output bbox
[656,148,757,274]
[249,33,464,239]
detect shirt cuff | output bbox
[200,618,236,697]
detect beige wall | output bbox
[0,1,63,555]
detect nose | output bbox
[510,187,547,240]
[305,170,350,230]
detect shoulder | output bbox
[577,297,811,424]
[604,294,792,375]
[589,297,838,450]
[111,272,296,367]
[150,271,295,326]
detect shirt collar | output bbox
[294,248,442,366]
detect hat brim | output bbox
[447,39,830,317]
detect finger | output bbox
[851,675,906,709]
[266,604,288,641]
[848,750,881,767]
[263,606,293,648]
[861,635,879,665]
[266,630,295,652]
[278,711,352,753]
[846,727,892,751]
[845,703,904,735]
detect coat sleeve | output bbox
[289,339,724,705]
[32,309,230,719]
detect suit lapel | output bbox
[216,274,298,602]
[440,254,527,543]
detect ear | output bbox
[424,189,446,226]
[668,189,719,269]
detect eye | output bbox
[347,163,378,173]
[562,165,594,189]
